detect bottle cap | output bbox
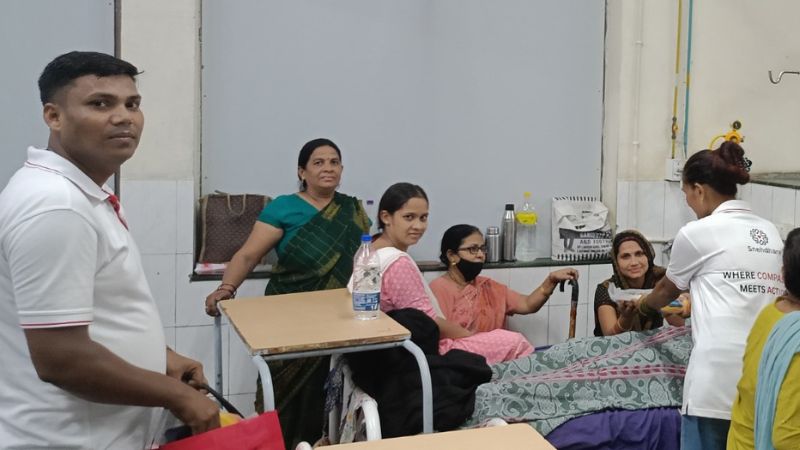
[524,191,531,199]
[487,226,500,234]
[505,204,514,210]
[361,234,372,242]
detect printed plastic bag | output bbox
[551,196,612,261]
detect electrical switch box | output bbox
[665,158,684,182]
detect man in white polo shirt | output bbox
[0,51,219,448]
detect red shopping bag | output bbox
[159,410,284,450]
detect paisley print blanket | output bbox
[466,326,692,435]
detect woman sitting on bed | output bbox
[363,182,533,364]
[429,224,577,343]
[594,230,687,336]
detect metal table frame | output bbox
[216,298,434,435]
[252,339,433,433]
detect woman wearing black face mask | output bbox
[430,224,578,346]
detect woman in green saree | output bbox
[205,138,369,448]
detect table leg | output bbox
[401,340,433,433]
[214,315,223,394]
[252,355,276,411]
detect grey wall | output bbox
[0,0,114,188]
[202,0,605,260]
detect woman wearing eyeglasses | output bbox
[429,224,578,349]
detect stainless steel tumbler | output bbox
[485,226,501,263]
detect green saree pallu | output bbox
[265,192,370,296]
[256,192,369,447]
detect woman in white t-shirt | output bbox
[636,141,784,450]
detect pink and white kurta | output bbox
[374,248,533,364]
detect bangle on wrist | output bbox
[219,282,237,291]
[215,289,234,299]
[216,283,237,298]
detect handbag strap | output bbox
[225,194,248,216]
[199,383,244,418]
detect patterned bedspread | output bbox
[465,326,692,435]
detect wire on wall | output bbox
[670,0,684,159]
[681,0,694,159]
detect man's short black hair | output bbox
[38,51,140,105]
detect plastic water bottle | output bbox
[516,192,539,261]
[352,234,381,320]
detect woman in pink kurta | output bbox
[361,184,564,364]
[429,224,578,347]
[379,246,533,364]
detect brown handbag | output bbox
[197,193,270,263]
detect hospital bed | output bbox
[337,279,685,449]
[214,278,684,449]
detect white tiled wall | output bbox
[750,184,774,221]
[663,181,696,238]
[617,179,800,242]
[617,180,695,242]
[123,179,267,407]
[738,183,752,203]
[124,180,178,255]
[123,179,800,407]
[635,181,666,239]
[772,187,797,238]
[618,179,800,267]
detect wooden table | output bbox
[219,288,434,433]
[325,424,556,449]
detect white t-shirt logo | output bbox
[750,228,769,246]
